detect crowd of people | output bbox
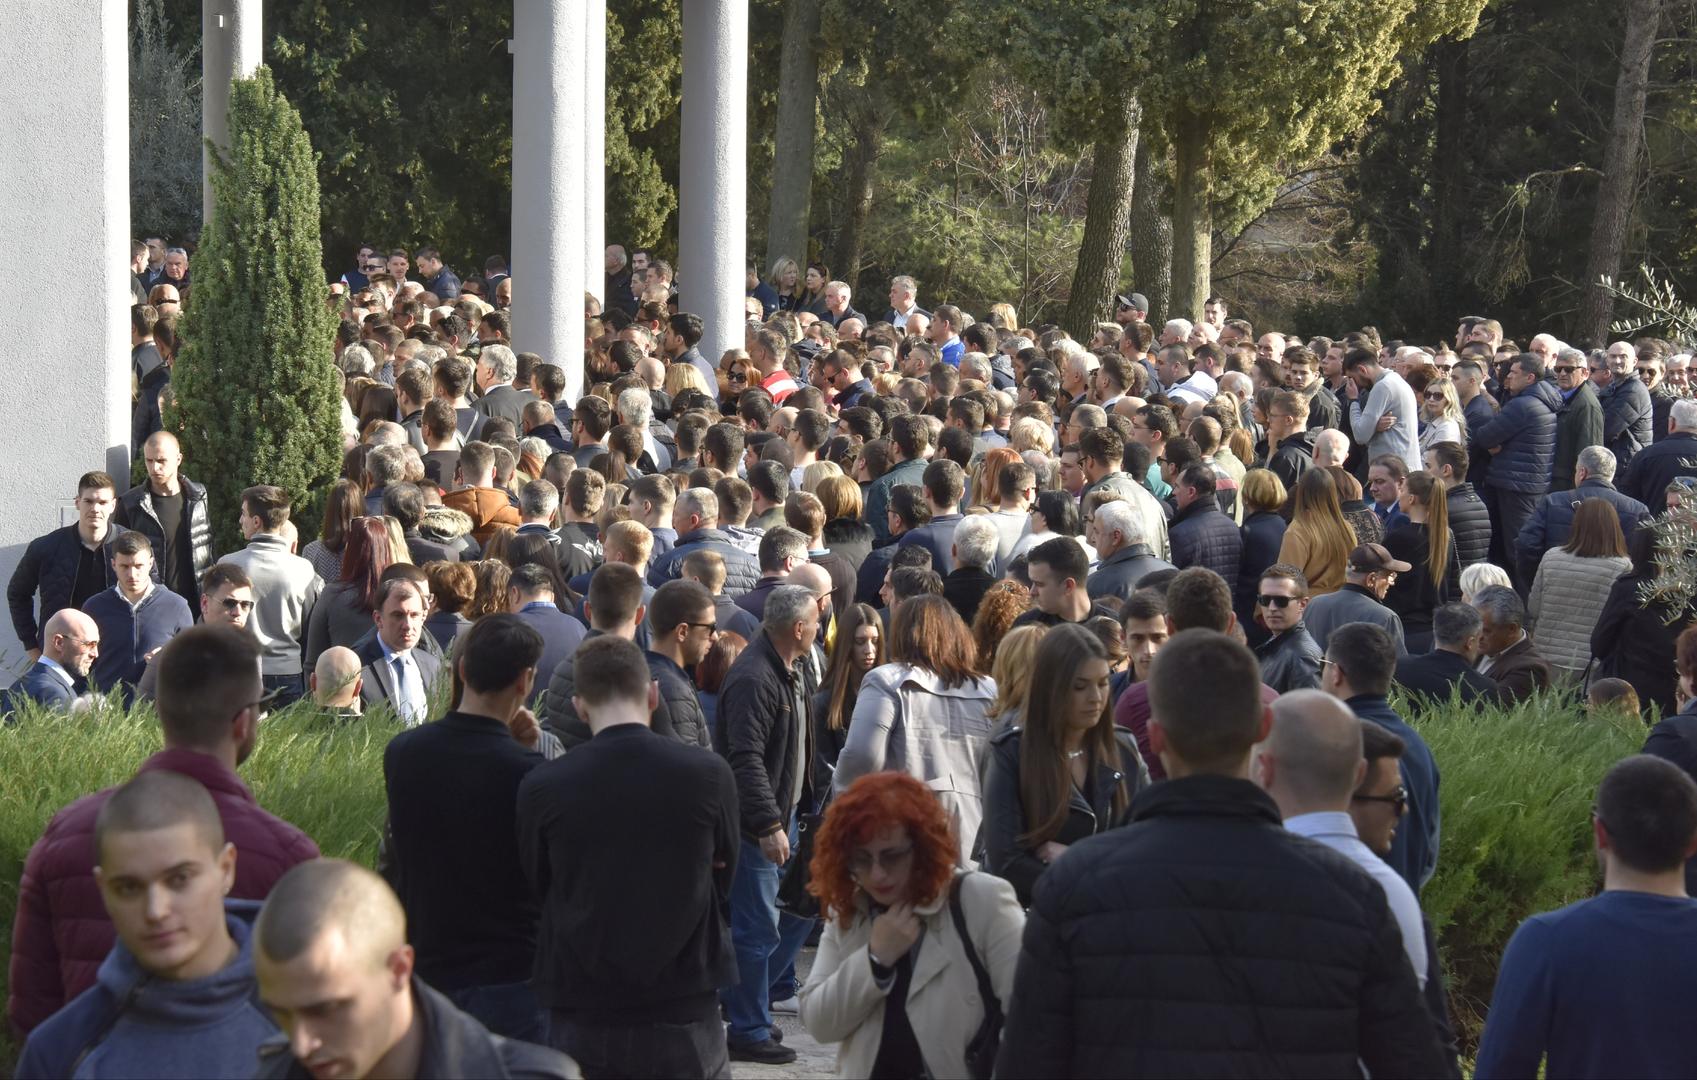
[6,241,1697,1077]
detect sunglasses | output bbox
[1553,365,1576,374]
[1353,785,1409,815]
[728,371,748,384]
[1423,391,1446,401]
[219,597,256,613]
[1257,594,1299,608]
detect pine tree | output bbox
[170,66,341,555]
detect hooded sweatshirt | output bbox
[16,900,279,1080]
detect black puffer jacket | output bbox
[6,524,134,651]
[1266,428,1316,492]
[1444,482,1492,568]
[1600,374,1654,466]
[980,726,1148,907]
[540,629,604,747]
[1620,431,1697,513]
[1168,498,1242,583]
[646,528,762,598]
[114,479,215,599]
[644,650,711,748]
[994,776,1448,1079]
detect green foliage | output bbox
[129,0,203,243]
[169,67,342,553]
[0,695,399,1071]
[604,0,682,250]
[1412,688,1641,1049]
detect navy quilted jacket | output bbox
[1168,499,1242,582]
[1472,378,1562,494]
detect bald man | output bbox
[1254,690,1427,986]
[788,561,836,635]
[116,431,214,608]
[311,646,364,718]
[1313,428,1351,469]
[254,860,577,1079]
[5,609,99,713]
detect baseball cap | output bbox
[1116,293,1150,313]
[1348,543,1412,574]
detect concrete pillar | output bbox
[680,0,748,365]
[584,0,606,307]
[202,0,263,226]
[511,0,587,403]
[0,0,130,670]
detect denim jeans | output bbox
[720,824,817,1045]
[446,980,548,1044]
[261,672,306,710]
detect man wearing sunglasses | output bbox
[1252,565,1323,693]
[7,625,319,1038]
[1550,346,1604,491]
[1321,622,1440,895]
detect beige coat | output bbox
[800,870,1024,1079]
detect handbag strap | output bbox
[947,874,1002,1019]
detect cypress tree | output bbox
[171,66,341,555]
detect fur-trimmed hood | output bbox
[418,505,474,542]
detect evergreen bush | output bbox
[169,65,341,555]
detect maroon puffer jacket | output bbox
[6,748,320,1037]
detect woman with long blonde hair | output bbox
[1275,469,1358,595]
[1382,470,1461,651]
[1418,376,1466,450]
[767,255,802,311]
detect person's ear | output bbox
[1254,705,1272,744]
[634,603,647,627]
[649,679,661,712]
[1593,815,1611,855]
[1354,758,1368,789]
[217,842,238,894]
[388,944,415,990]
[517,667,536,701]
[309,673,320,694]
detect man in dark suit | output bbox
[942,516,1000,626]
[354,578,443,724]
[471,344,538,431]
[507,564,588,709]
[4,609,99,715]
[1474,586,1552,705]
[1394,602,1500,706]
[896,459,966,574]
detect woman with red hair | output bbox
[801,772,1024,1079]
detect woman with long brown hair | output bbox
[980,624,1149,906]
[301,478,364,582]
[800,772,1024,1079]
[1276,468,1358,595]
[466,558,512,619]
[985,623,1046,732]
[304,517,394,667]
[1383,470,1462,652]
[813,603,885,777]
[834,596,997,865]
[1528,498,1632,678]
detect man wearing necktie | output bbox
[354,578,442,724]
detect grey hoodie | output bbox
[15,900,278,1079]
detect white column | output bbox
[584,0,606,307]
[680,0,748,365]
[512,0,587,403]
[0,0,130,670]
[202,0,263,226]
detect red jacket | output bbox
[6,748,320,1037]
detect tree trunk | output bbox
[1129,129,1173,326]
[1428,37,1469,323]
[1576,0,1662,347]
[1169,106,1212,322]
[765,0,823,268]
[830,98,889,298]
[1062,91,1139,340]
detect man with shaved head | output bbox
[253,859,577,1079]
[5,607,99,712]
[1256,690,1428,986]
[17,772,279,1077]
[7,626,320,1037]
[310,645,364,718]
[115,430,214,608]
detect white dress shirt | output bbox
[1285,810,1428,986]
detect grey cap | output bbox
[1116,293,1149,313]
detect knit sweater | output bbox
[1527,549,1630,673]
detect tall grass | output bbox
[0,694,398,1065]
[1406,688,1642,1049]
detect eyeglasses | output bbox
[849,845,913,876]
[1352,785,1409,815]
[1257,594,1298,608]
[219,598,256,613]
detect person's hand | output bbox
[760,828,791,865]
[1375,411,1396,433]
[869,902,921,966]
[507,706,542,750]
[1037,841,1070,865]
[142,646,163,662]
[1344,378,1360,402]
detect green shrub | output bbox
[1406,688,1642,1050]
[0,694,398,1066]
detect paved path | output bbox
[730,947,836,1079]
